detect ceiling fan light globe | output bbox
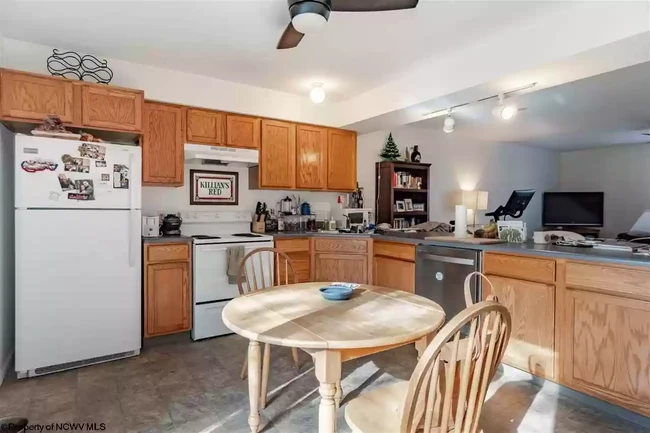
[292,12,328,33]
[443,116,455,133]
[310,85,326,104]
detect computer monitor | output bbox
[485,189,536,221]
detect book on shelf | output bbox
[393,172,423,189]
[392,217,418,229]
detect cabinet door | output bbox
[373,256,415,292]
[81,85,142,131]
[187,109,224,145]
[562,289,650,416]
[296,125,327,189]
[314,253,368,284]
[484,275,555,379]
[145,262,191,337]
[143,102,184,186]
[260,119,296,189]
[0,70,74,122]
[327,129,357,191]
[226,114,260,149]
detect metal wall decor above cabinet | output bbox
[0,69,75,122]
[186,108,224,145]
[259,119,296,189]
[296,124,328,190]
[226,114,260,149]
[142,102,184,186]
[327,128,357,191]
[81,85,143,132]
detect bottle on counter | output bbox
[278,213,285,232]
[328,216,337,231]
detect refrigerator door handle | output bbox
[128,151,135,210]
[128,209,137,268]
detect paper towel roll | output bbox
[455,205,468,238]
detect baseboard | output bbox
[0,350,14,387]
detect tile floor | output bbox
[0,334,648,433]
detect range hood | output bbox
[184,143,259,166]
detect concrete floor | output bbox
[0,334,648,433]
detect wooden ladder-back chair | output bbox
[345,300,512,433]
[237,247,300,409]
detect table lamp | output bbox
[458,191,488,235]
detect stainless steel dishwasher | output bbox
[415,245,482,322]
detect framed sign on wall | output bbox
[189,170,239,205]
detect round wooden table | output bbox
[222,282,446,433]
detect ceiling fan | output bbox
[277,0,419,50]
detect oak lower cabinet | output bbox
[81,85,143,132]
[144,242,192,338]
[373,240,416,292]
[142,102,184,186]
[483,274,555,379]
[0,69,75,122]
[560,261,650,416]
[311,238,371,284]
[274,238,311,283]
[327,129,357,191]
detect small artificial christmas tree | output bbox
[380,133,401,160]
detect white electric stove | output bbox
[180,211,274,340]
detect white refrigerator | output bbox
[15,134,142,377]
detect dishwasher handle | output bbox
[419,253,476,266]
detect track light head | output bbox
[443,112,455,133]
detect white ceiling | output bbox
[411,61,650,151]
[0,0,565,101]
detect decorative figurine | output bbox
[411,145,422,163]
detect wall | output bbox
[560,143,650,237]
[0,125,15,385]
[142,163,343,223]
[357,126,560,231]
[0,38,334,126]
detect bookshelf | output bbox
[375,161,431,228]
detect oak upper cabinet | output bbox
[226,114,260,149]
[187,109,224,145]
[142,102,184,186]
[296,124,327,190]
[373,241,416,292]
[483,274,555,379]
[560,261,650,416]
[144,243,192,338]
[81,85,143,132]
[0,69,74,122]
[327,129,357,191]
[259,119,296,189]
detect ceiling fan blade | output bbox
[277,22,304,50]
[330,0,419,12]
[642,133,650,136]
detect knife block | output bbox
[252,220,265,234]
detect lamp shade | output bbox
[476,191,489,210]
[460,190,478,209]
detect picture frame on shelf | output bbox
[413,203,425,211]
[395,200,406,212]
[404,198,414,211]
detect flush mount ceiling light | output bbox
[309,83,326,104]
[495,94,518,120]
[443,109,455,133]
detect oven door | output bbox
[192,241,274,304]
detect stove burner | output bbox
[191,235,222,240]
[232,233,262,238]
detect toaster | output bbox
[142,215,161,238]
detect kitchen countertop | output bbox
[270,231,650,267]
[142,235,193,244]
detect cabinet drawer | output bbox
[275,238,310,253]
[374,241,415,262]
[314,238,368,254]
[566,261,650,300]
[146,243,190,263]
[484,252,555,284]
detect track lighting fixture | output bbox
[443,109,455,133]
[495,94,518,120]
